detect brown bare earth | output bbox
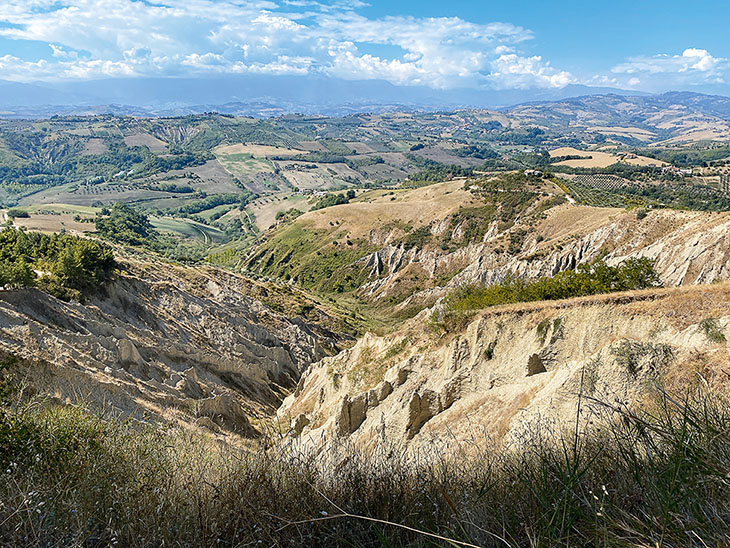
[304,180,474,239]
[549,146,618,168]
[247,193,313,230]
[13,213,95,234]
[623,154,668,167]
[298,140,328,152]
[216,143,305,157]
[587,126,656,141]
[81,138,109,156]
[124,133,168,152]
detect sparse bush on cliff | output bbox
[699,317,726,344]
[447,258,660,313]
[431,258,660,333]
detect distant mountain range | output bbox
[502,91,730,145]
[0,76,656,117]
[2,76,730,128]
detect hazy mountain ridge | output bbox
[0,77,661,118]
[3,87,730,150]
[509,91,730,126]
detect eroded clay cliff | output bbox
[0,260,343,437]
[279,283,730,452]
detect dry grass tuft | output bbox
[3,374,730,547]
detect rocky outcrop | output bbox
[196,393,256,435]
[405,390,441,439]
[336,394,369,435]
[0,261,343,438]
[527,354,546,376]
[279,282,730,452]
[357,208,730,306]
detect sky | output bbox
[0,0,728,93]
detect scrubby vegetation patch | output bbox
[432,259,660,333]
[2,382,730,547]
[0,227,115,300]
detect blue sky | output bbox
[359,1,730,72]
[0,0,728,93]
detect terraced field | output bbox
[550,146,619,168]
[151,216,226,244]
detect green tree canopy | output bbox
[96,203,155,246]
[0,227,116,299]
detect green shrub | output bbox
[447,205,496,247]
[311,192,350,210]
[95,203,155,246]
[446,258,661,314]
[0,257,34,288]
[0,354,18,404]
[6,208,29,219]
[402,157,474,187]
[699,317,726,343]
[0,227,115,298]
[611,340,674,378]
[275,208,303,222]
[398,224,432,249]
[536,318,552,344]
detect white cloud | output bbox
[611,48,728,89]
[613,48,725,75]
[0,53,138,80]
[49,44,77,59]
[680,48,720,72]
[0,0,574,89]
[488,54,574,89]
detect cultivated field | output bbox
[124,133,168,152]
[302,180,476,239]
[215,143,304,158]
[343,141,376,154]
[246,193,312,230]
[409,144,482,167]
[587,126,657,141]
[297,140,328,152]
[80,138,108,156]
[150,160,242,194]
[214,148,275,178]
[13,214,94,234]
[279,161,361,190]
[7,204,98,234]
[19,183,178,207]
[623,154,668,167]
[550,146,619,168]
[151,216,226,243]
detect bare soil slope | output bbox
[280,282,730,452]
[0,261,344,439]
